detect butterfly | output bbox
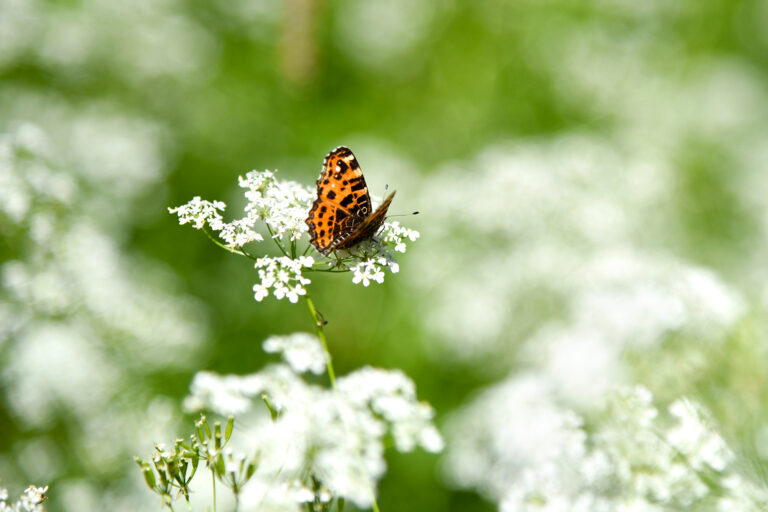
[306,146,395,256]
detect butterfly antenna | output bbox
[386,211,419,218]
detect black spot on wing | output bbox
[326,190,336,200]
[340,195,354,208]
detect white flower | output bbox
[338,367,443,453]
[252,256,314,302]
[351,258,386,286]
[170,169,315,250]
[667,399,732,472]
[185,352,442,508]
[217,217,263,246]
[447,382,766,510]
[0,484,49,511]
[263,332,327,375]
[239,169,315,241]
[168,196,225,230]
[381,221,420,253]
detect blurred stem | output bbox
[304,292,336,390]
[211,469,217,512]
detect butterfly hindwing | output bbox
[334,191,395,252]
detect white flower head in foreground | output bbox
[263,332,327,375]
[185,339,442,508]
[171,169,421,302]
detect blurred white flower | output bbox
[446,383,766,510]
[0,0,217,83]
[0,124,204,509]
[667,399,733,473]
[0,484,49,512]
[263,332,327,375]
[185,352,442,508]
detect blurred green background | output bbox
[2,0,768,510]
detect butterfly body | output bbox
[306,146,395,256]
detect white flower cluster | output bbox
[0,0,215,83]
[338,367,444,453]
[168,197,263,247]
[184,338,442,509]
[344,221,419,287]
[446,380,766,511]
[0,124,204,510]
[239,170,315,241]
[263,332,327,375]
[500,387,760,511]
[381,221,420,254]
[169,170,315,249]
[252,255,314,303]
[168,196,225,230]
[0,485,49,512]
[350,258,387,287]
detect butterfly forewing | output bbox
[306,146,394,255]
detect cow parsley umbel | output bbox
[169,168,418,302]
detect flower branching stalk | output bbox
[304,292,336,389]
[136,415,256,512]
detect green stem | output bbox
[201,226,257,261]
[303,293,381,512]
[304,293,336,389]
[307,268,350,274]
[211,469,217,512]
[266,224,291,257]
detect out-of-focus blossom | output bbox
[185,344,442,509]
[0,124,205,509]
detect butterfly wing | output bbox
[335,190,396,251]
[306,146,375,255]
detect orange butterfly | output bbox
[306,146,395,256]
